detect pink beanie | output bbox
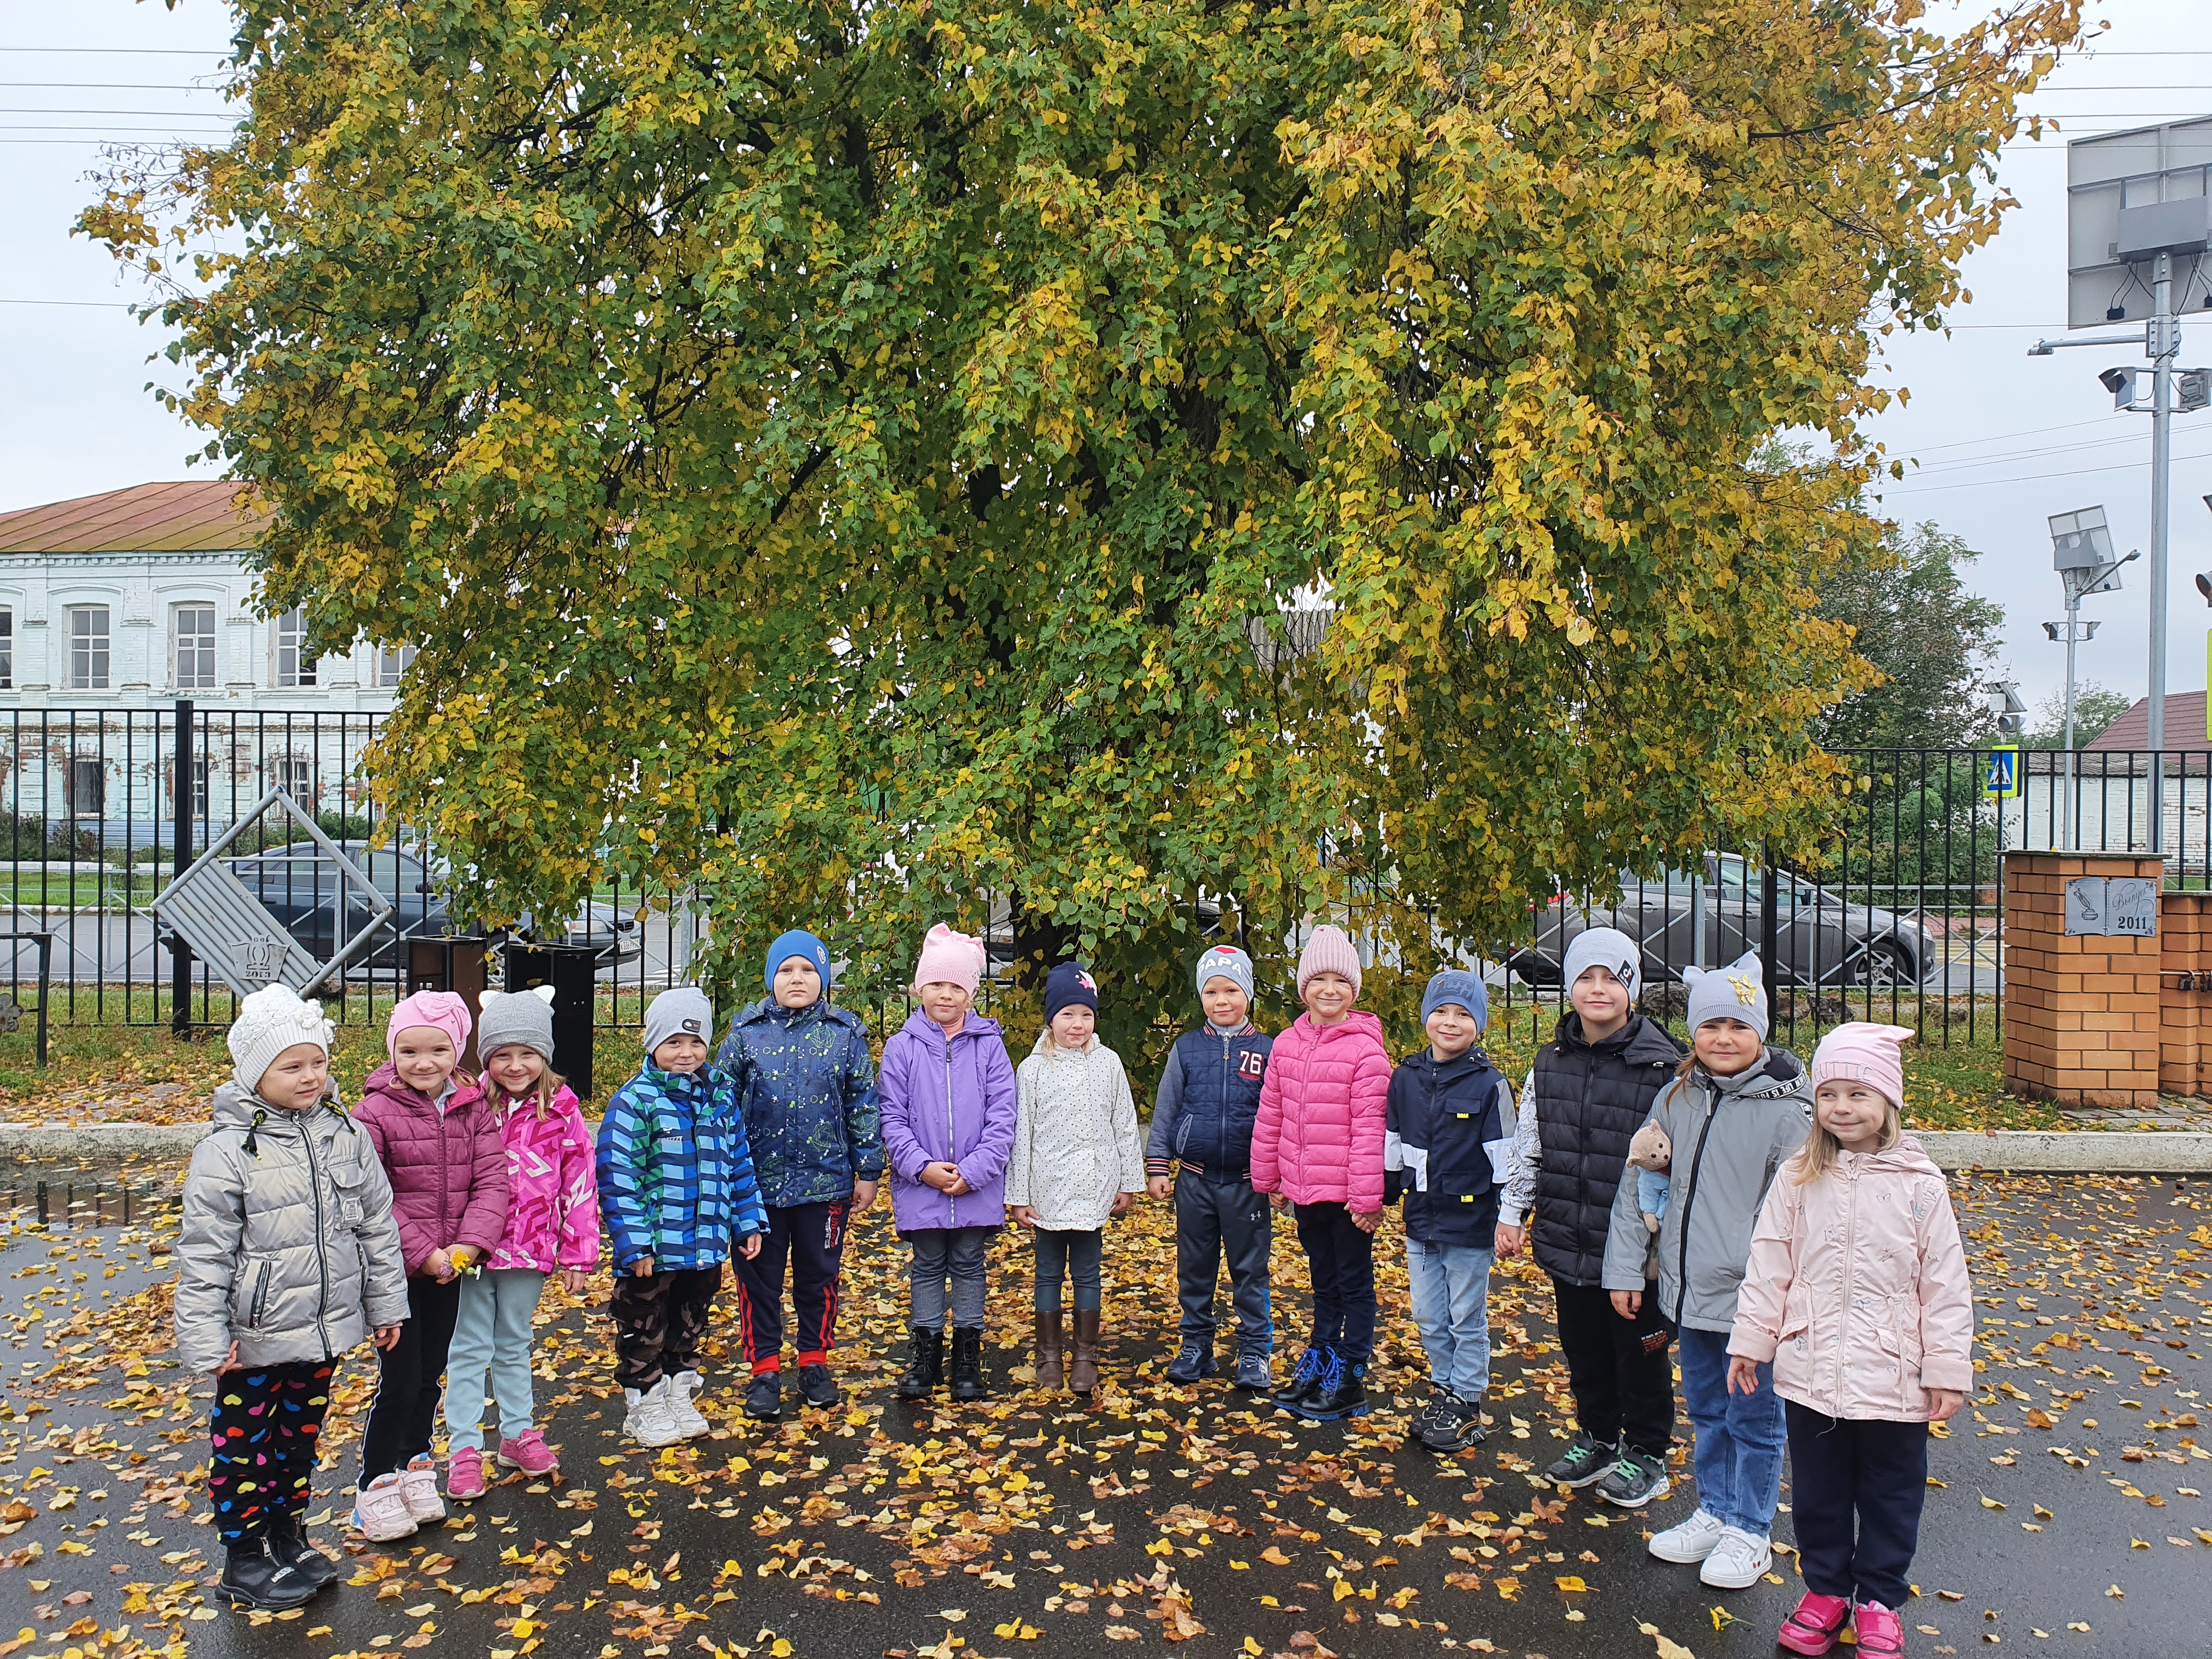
[1296,924,1363,997]
[387,989,473,1058]
[1809,1022,1916,1110]
[912,923,987,997]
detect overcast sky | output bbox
[2,1,2209,719]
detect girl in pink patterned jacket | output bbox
[441,987,599,1499]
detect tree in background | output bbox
[2024,681,2132,750]
[1814,523,2007,751]
[85,0,2079,1058]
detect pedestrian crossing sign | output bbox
[1983,746,2021,799]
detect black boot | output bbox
[219,1533,319,1611]
[1301,1350,1370,1421]
[266,1510,337,1592]
[948,1327,986,1401]
[896,1326,945,1400]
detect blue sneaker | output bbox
[1273,1346,1324,1413]
[1233,1352,1273,1392]
[1165,1342,1217,1384]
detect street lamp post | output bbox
[2045,507,2136,851]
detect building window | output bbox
[270,757,314,803]
[0,608,12,690]
[275,608,316,689]
[69,757,105,818]
[375,642,416,688]
[68,605,110,690]
[172,602,217,691]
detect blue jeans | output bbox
[442,1267,547,1453]
[1677,1326,1787,1538]
[1033,1227,1103,1312]
[905,1225,995,1330]
[1404,1238,1493,1402]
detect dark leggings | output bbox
[358,1274,462,1481]
[209,1357,335,1542]
[1786,1403,1931,1610]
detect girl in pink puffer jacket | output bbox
[1727,1024,1973,1659]
[1249,925,1392,1422]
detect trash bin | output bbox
[407,936,489,1073]
[501,942,599,1097]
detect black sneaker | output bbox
[1410,1386,1457,1446]
[1543,1430,1618,1488]
[795,1364,840,1407]
[1164,1342,1217,1384]
[1592,1447,1671,1509]
[744,1372,783,1421]
[1414,1389,1486,1453]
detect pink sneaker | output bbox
[1778,1592,1852,1656]
[444,1447,487,1502]
[1851,1601,1904,1658]
[496,1427,558,1477]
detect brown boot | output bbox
[1034,1310,1065,1391]
[1070,1309,1102,1393]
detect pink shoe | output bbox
[1851,1601,1904,1658]
[496,1427,558,1477]
[1777,1592,1852,1656]
[444,1447,487,1502]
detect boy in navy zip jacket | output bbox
[1386,969,1517,1453]
[1146,944,1274,1391]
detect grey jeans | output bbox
[1176,1173,1273,1354]
[905,1224,995,1330]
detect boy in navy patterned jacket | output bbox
[597,987,768,1449]
[1145,945,1274,1391]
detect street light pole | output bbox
[2045,511,2134,854]
[2150,250,2177,855]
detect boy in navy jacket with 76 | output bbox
[1146,945,1274,1391]
[1386,969,1517,1453]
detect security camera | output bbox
[2198,572,2212,606]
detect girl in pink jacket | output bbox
[1249,925,1392,1422]
[1726,1024,1972,1659]
[441,987,600,1499]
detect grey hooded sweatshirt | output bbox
[173,1082,410,1373]
[1601,1050,1813,1334]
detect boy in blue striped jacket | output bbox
[597,987,768,1448]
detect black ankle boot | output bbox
[896,1326,945,1399]
[266,1510,337,1591]
[219,1533,319,1611]
[948,1327,986,1401]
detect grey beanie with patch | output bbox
[1681,950,1769,1040]
[643,985,716,1063]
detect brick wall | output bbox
[2002,851,2164,1110]
[2159,890,2212,1097]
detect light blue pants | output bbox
[1404,1238,1494,1402]
[442,1268,547,1453]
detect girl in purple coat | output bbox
[881,925,1017,1402]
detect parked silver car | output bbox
[1508,853,1937,991]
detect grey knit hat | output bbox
[477,984,557,1064]
[1682,950,1769,1040]
[643,985,715,1064]
[1194,944,1255,1003]
[1561,926,1641,1002]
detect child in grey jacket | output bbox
[176,985,409,1611]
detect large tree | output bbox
[1813,521,2008,751]
[90,0,2077,1049]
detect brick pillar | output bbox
[2002,851,2163,1110]
[2161,890,2212,1097]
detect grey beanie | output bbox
[643,985,716,1063]
[1194,943,1255,1003]
[1561,926,1641,1002]
[477,984,557,1064]
[1682,950,1769,1040]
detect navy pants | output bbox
[210,1356,334,1543]
[1034,1227,1104,1312]
[1786,1403,1931,1610]
[737,1201,850,1371]
[1293,1200,1375,1363]
[1176,1174,1272,1355]
[359,1273,461,1481]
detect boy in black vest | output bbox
[1497,927,1685,1507]
[1147,944,1274,1391]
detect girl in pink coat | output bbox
[1726,1024,1972,1659]
[1249,925,1392,1421]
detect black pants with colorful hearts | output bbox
[208,1356,335,1543]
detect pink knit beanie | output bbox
[387,989,473,1059]
[1809,1022,1916,1110]
[912,923,987,997]
[1296,924,1363,997]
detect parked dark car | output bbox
[225,843,639,973]
[1508,853,1937,992]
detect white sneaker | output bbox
[398,1454,447,1523]
[1647,1507,1726,1564]
[1698,1525,1773,1589]
[351,1472,418,1542]
[626,1378,686,1449]
[669,1370,711,1439]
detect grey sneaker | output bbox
[1543,1430,1617,1488]
[1233,1352,1272,1392]
[1164,1342,1217,1384]
[1592,1447,1671,1508]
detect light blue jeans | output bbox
[1678,1325,1787,1538]
[442,1268,547,1453]
[1404,1238,1494,1402]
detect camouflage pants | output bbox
[611,1263,723,1390]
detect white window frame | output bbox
[274,608,317,689]
[0,606,13,690]
[171,601,218,691]
[375,642,417,688]
[269,755,315,804]
[68,605,110,690]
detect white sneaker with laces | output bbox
[351,1471,418,1543]
[1697,1525,1773,1589]
[627,1378,686,1448]
[1647,1507,1726,1564]
[398,1455,447,1523]
[670,1370,711,1438]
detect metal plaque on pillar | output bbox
[2064,876,2159,938]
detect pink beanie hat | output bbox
[387,989,473,1058]
[1296,924,1363,997]
[1809,1022,1916,1110]
[912,923,987,997]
